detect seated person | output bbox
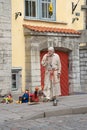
[31,87,39,102]
[1,93,13,104]
[19,89,29,103]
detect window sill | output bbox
[24,18,67,25]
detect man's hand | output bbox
[57,73,60,78]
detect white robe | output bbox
[41,53,61,99]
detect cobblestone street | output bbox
[0,94,87,130]
[0,114,87,130]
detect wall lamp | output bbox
[72,17,79,23]
[15,12,22,20]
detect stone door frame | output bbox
[24,28,81,94]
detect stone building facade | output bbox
[79,47,87,92]
[79,30,87,93]
[0,0,12,95]
[24,25,81,94]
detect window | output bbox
[41,0,51,18]
[12,73,17,90]
[25,0,37,17]
[25,0,56,21]
[12,68,22,91]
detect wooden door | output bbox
[40,51,69,96]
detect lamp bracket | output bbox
[15,12,22,20]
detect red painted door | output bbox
[40,51,69,96]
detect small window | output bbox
[12,67,22,91]
[25,0,37,17]
[41,0,51,19]
[12,73,17,90]
[25,0,56,21]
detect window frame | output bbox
[24,0,56,21]
[25,0,38,19]
[11,68,22,91]
[12,73,18,91]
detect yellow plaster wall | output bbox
[56,0,68,23]
[69,0,84,30]
[12,0,84,91]
[56,0,84,29]
[12,0,25,91]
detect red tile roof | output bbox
[23,24,81,35]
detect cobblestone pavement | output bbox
[0,94,87,130]
[0,114,87,130]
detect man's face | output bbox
[48,50,54,56]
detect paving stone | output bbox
[0,95,87,129]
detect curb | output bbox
[29,106,87,120]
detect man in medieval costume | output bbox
[41,47,61,102]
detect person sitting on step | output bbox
[19,89,29,103]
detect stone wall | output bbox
[25,37,41,92]
[0,0,12,95]
[79,47,87,92]
[24,28,81,94]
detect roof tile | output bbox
[23,25,81,35]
